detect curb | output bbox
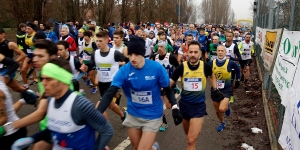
[255,57,279,150]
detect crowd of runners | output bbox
[0,20,254,150]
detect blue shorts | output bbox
[179,100,206,120]
[211,87,232,102]
[0,68,16,79]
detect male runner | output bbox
[223,31,242,103]
[209,45,240,131]
[81,31,127,120]
[155,40,179,132]
[170,41,222,150]
[96,36,182,150]
[11,58,114,150]
[238,33,254,91]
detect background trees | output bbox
[0,0,236,28]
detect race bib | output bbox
[131,90,152,104]
[183,78,202,91]
[27,49,33,53]
[175,41,181,47]
[82,55,91,60]
[217,80,225,89]
[242,49,251,59]
[98,63,111,77]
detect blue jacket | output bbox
[197,34,207,51]
[109,26,115,40]
[44,30,58,43]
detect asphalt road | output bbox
[11,75,234,150]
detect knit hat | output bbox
[157,40,167,48]
[127,36,145,56]
[34,31,46,39]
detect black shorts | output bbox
[179,100,206,120]
[0,127,27,150]
[98,82,111,97]
[240,59,252,68]
[211,87,232,102]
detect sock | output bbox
[162,115,167,124]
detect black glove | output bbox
[20,89,38,105]
[172,108,182,126]
[234,81,240,89]
[213,89,224,100]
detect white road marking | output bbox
[113,88,181,150]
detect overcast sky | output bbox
[194,0,254,22]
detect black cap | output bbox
[34,31,46,39]
[127,36,145,56]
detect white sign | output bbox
[272,31,300,107]
[255,27,266,50]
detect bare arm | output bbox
[12,99,47,129]
[13,101,24,112]
[209,74,217,90]
[0,90,7,125]
[8,42,26,62]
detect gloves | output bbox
[0,126,5,137]
[11,137,34,150]
[20,89,38,105]
[172,105,182,126]
[213,89,224,100]
[234,81,240,89]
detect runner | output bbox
[171,26,184,59]
[56,41,82,80]
[170,41,221,150]
[207,35,221,61]
[155,40,180,132]
[223,31,242,103]
[178,34,193,62]
[95,36,182,150]
[77,28,85,54]
[81,31,127,120]
[11,58,114,150]
[80,31,98,93]
[59,25,77,57]
[140,31,154,59]
[196,28,208,61]
[209,45,240,131]
[238,33,254,91]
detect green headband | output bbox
[41,63,73,85]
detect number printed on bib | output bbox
[131,90,152,104]
[217,80,225,89]
[184,78,202,91]
[27,49,33,53]
[99,63,112,77]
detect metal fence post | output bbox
[275,4,280,29]
[268,77,272,100]
[268,0,275,29]
[289,0,296,30]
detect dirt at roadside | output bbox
[223,57,271,150]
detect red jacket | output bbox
[60,36,77,51]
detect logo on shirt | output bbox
[145,76,155,80]
[185,72,189,75]
[216,71,223,80]
[129,72,135,76]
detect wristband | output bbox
[172,104,179,109]
[18,99,26,104]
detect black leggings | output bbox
[0,127,27,150]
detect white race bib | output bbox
[98,64,112,77]
[183,78,202,91]
[242,49,251,59]
[131,90,152,104]
[217,80,225,89]
[27,49,33,53]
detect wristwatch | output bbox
[3,122,14,133]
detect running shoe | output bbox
[29,80,38,86]
[225,104,231,116]
[217,121,226,132]
[152,142,160,150]
[91,87,97,93]
[229,96,234,103]
[159,123,168,132]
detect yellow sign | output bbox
[264,31,277,55]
